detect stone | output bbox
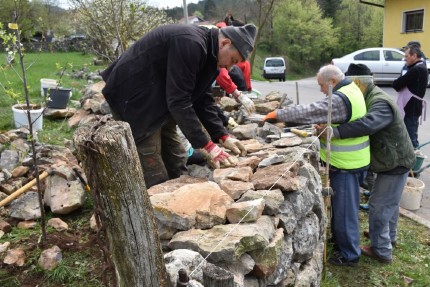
[9,192,41,220]
[147,175,207,196]
[44,108,76,118]
[3,248,25,266]
[0,150,19,171]
[255,101,279,114]
[250,228,284,277]
[240,139,265,153]
[0,133,10,144]
[213,166,253,184]
[238,189,284,216]
[67,108,91,127]
[258,154,286,168]
[17,220,37,229]
[90,214,100,232]
[11,166,29,178]
[267,236,295,285]
[38,245,62,270]
[44,176,86,214]
[226,198,265,223]
[231,123,258,140]
[169,216,276,262]
[237,156,262,170]
[164,249,211,285]
[220,97,239,112]
[265,91,283,102]
[252,162,301,192]
[219,179,254,200]
[187,164,213,179]
[0,241,10,253]
[292,213,319,263]
[0,219,12,233]
[257,122,283,138]
[48,218,69,231]
[218,253,255,287]
[271,137,303,148]
[150,182,233,230]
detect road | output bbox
[252,78,430,221]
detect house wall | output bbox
[384,0,429,56]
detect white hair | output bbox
[317,65,345,83]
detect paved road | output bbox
[252,78,430,221]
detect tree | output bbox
[69,0,174,62]
[333,0,383,56]
[316,0,342,19]
[248,0,280,71]
[272,0,339,72]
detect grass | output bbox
[0,52,102,143]
[323,209,430,287]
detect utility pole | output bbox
[183,0,189,24]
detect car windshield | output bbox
[266,59,284,67]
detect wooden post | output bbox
[74,118,168,287]
[203,264,234,287]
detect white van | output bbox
[263,57,286,81]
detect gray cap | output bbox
[220,24,257,61]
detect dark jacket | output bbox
[336,84,415,173]
[101,24,227,148]
[393,60,428,117]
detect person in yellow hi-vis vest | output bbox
[263,64,370,267]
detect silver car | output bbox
[331,47,427,85]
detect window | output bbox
[384,50,404,61]
[354,51,380,61]
[404,9,424,32]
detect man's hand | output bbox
[314,124,332,139]
[236,92,256,114]
[263,110,278,123]
[219,135,247,156]
[200,141,237,169]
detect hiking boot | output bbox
[362,231,397,247]
[328,253,359,267]
[360,246,392,264]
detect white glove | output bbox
[219,135,247,156]
[227,117,239,129]
[236,92,255,114]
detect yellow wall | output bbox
[384,0,429,56]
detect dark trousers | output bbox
[330,168,366,261]
[135,120,188,188]
[404,115,419,148]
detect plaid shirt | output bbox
[276,93,350,125]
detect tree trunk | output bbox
[203,264,234,287]
[74,117,168,287]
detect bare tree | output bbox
[248,0,280,71]
[69,0,174,62]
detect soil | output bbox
[0,208,115,287]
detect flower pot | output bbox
[46,87,72,109]
[11,103,44,131]
[40,78,58,97]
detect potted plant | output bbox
[11,102,44,131]
[45,87,72,109]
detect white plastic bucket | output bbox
[400,177,425,211]
[40,79,58,97]
[11,104,44,131]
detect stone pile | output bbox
[0,82,327,286]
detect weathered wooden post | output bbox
[74,117,169,286]
[203,265,234,287]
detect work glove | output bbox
[200,141,237,169]
[262,110,278,123]
[218,135,247,156]
[227,117,239,129]
[236,92,256,114]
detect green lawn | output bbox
[0,52,102,144]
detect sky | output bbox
[57,0,200,10]
[149,0,200,9]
